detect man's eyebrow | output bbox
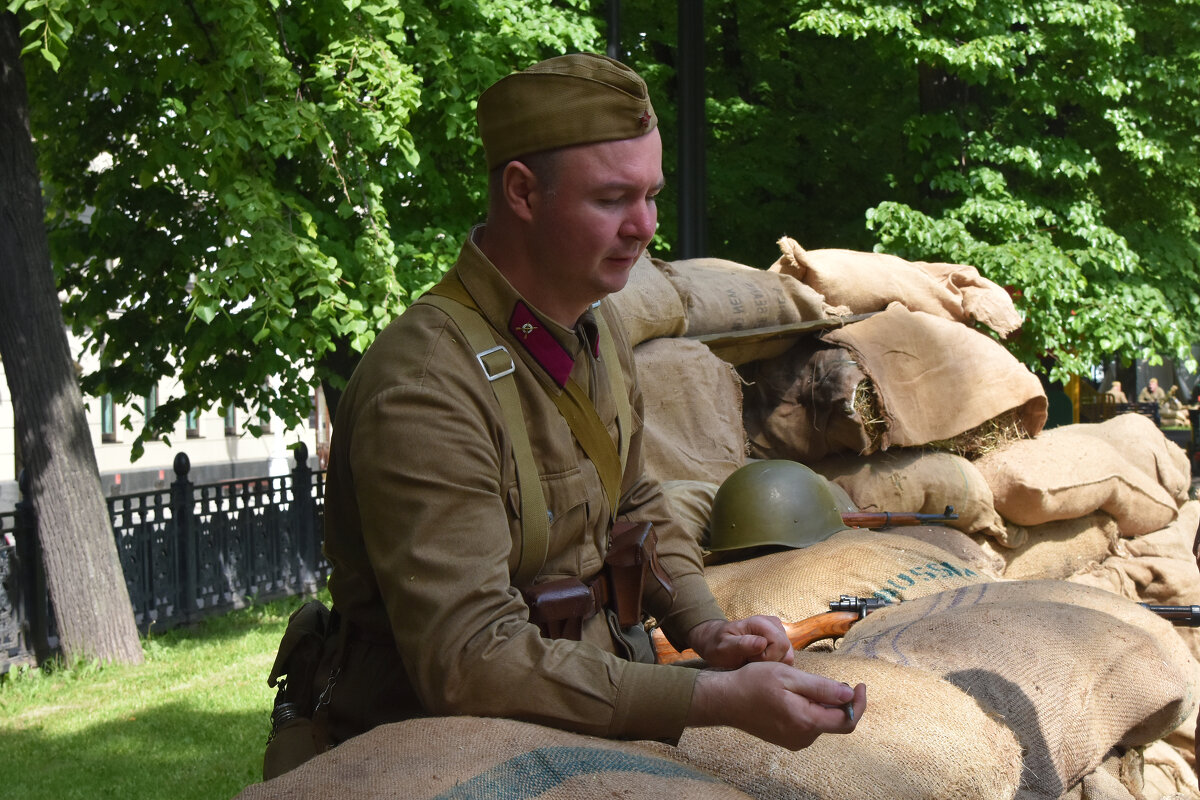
[596,178,667,193]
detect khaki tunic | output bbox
[322,230,726,743]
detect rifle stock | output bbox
[653,596,889,665]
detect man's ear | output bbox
[501,160,539,223]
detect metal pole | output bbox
[606,0,622,60]
[677,0,706,258]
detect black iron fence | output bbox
[1,444,327,673]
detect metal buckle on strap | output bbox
[476,345,515,381]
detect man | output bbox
[1139,377,1166,404]
[1105,380,1127,403]
[318,53,865,754]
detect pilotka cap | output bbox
[477,53,658,171]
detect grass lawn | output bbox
[0,593,320,800]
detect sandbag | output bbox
[770,237,1022,338]
[608,251,688,346]
[841,581,1198,800]
[976,429,1180,536]
[1142,740,1200,799]
[665,256,829,336]
[233,715,755,800]
[812,449,1011,544]
[645,651,1023,800]
[1044,415,1192,505]
[703,528,997,625]
[635,337,747,486]
[741,338,875,463]
[821,304,1047,450]
[998,512,1121,581]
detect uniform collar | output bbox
[454,227,601,389]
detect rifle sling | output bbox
[419,276,629,587]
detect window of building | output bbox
[186,409,201,439]
[101,394,117,443]
[224,405,237,437]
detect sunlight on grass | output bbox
[0,592,327,800]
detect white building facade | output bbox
[0,340,329,512]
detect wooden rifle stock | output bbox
[842,505,958,529]
[652,596,889,665]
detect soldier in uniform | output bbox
[316,52,865,755]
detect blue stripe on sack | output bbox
[432,745,719,800]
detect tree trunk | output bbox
[0,13,143,666]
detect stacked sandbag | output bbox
[741,338,875,462]
[986,512,1122,581]
[635,337,747,486]
[975,423,1181,537]
[665,256,833,336]
[233,716,756,800]
[702,528,999,624]
[770,236,1022,338]
[647,651,1024,800]
[1073,413,1193,504]
[742,304,1047,463]
[840,580,1199,800]
[811,449,1011,545]
[607,251,688,346]
[821,304,1047,451]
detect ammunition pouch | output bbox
[521,521,675,661]
[263,600,336,781]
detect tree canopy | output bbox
[623,0,1200,383]
[16,0,1200,453]
[19,0,599,456]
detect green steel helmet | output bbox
[707,460,851,553]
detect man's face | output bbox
[525,129,663,315]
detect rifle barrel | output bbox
[1142,604,1200,626]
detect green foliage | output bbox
[16,0,599,458]
[621,0,1200,382]
[14,0,1200,441]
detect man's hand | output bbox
[686,616,795,669]
[686,661,867,751]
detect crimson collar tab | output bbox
[509,302,576,388]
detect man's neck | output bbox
[474,224,587,328]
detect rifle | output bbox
[1142,604,1200,626]
[842,505,959,529]
[652,598,1200,665]
[652,595,889,665]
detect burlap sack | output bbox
[822,304,1047,450]
[635,337,747,485]
[975,429,1180,536]
[1142,739,1200,799]
[643,651,1023,800]
[1064,501,1200,774]
[812,449,1011,544]
[233,716,755,800]
[703,529,997,624]
[841,581,1199,800]
[770,236,1023,338]
[1065,413,1193,504]
[741,338,875,463]
[666,256,829,336]
[608,251,688,346]
[999,512,1122,581]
